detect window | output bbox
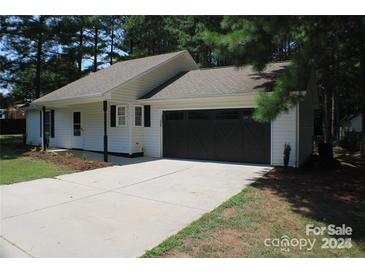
[188,111,209,120]
[117,105,126,126]
[73,112,81,136]
[134,106,142,126]
[164,112,184,120]
[216,110,239,120]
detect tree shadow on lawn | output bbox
[0,135,28,160]
[252,155,365,248]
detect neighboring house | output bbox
[25,50,316,167]
[0,109,6,119]
[340,113,363,139]
[0,104,26,119]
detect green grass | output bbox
[0,135,72,185]
[143,160,365,258]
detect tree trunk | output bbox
[360,20,365,158]
[78,18,84,76]
[35,16,44,98]
[322,88,333,144]
[110,24,114,65]
[93,26,98,72]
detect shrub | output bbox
[65,152,74,158]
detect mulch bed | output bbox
[24,150,112,171]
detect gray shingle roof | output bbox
[33,51,187,104]
[139,61,290,100]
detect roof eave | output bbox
[31,93,107,108]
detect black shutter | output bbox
[39,110,42,137]
[110,105,116,127]
[50,110,55,138]
[144,105,151,127]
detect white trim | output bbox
[116,105,127,127]
[32,93,103,107]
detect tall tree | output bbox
[101,16,126,65]
[209,16,365,148]
[122,16,178,57]
[1,16,57,99]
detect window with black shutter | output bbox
[73,112,81,136]
[144,105,151,127]
[110,105,116,127]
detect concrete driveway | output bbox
[0,158,271,257]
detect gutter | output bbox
[136,92,259,104]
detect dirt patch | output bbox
[223,207,237,218]
[24,150,111,171]
[163,251,192,258]
[194,229,244,257]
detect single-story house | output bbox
[25,50,316,167]
[339,113,363,139]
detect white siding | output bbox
[49,108,72,148]
[77,102,130,153]
[143,108,162,157]
[351,114,363,132]
[32,53,196,155]
[271,106,298,167]
[26,110,42,146]
[130,105,144,153]
[45,102,130,153]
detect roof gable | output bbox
[139,61,290,101]
[32,51,194,104]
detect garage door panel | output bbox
[163,111,187,158]
[186,120,215,160]
[162,109,270,164]
[241,120,270,163]
[214,120,244,162]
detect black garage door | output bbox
[162,109,270,164]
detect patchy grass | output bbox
[143,151,365,258]
[0,135,73,185]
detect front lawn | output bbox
[143,151,365,258]
[0,135,72,185]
